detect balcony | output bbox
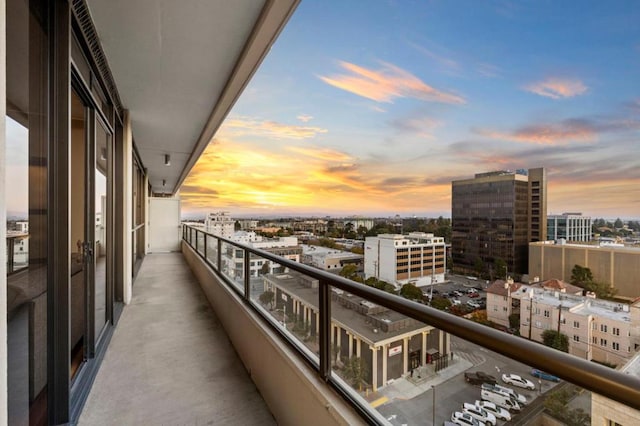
[79,225,640,425]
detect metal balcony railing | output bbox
[182,224,640,421]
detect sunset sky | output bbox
[180,1,640,219]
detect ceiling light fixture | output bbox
[162,179,166,187]
[164,154,171,166]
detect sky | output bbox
[178,0,640,219]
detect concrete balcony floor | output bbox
[79,253,276,425]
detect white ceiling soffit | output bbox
[86,0,299,194]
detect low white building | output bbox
[364,233,446,288]
[222,232,302,279]
[301,244,363,272]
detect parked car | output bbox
[494,383,528,405]
[453,290,464,297]
[451,411,485,426]
[501,373,536,390]
[464,371,497,386]
[452,299,462,305]
[467,292,480,298]
[463,402,496,426]
[474,400,511,421]
[467,300,481,309]
[531,368,560,382]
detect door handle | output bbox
[83,241,93,260]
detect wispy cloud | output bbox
[319,61,466,104]
[297,114,313,123]
[477,119,597,144]
[222,116,328,140]
[390,114,442,138]
[477,114,640,145]
[476,62,502,78]
[286,146,354,162]
[524,78,588,99]
[408,42,460,71]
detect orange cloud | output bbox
[319,61,466,104]
[524,78,587,99]
[222,116,327,140]
[286,146,354,162]
[477,120,596,145]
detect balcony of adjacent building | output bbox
[75,224,640,425]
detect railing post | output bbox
[204,233,208,259]
[217,238,222,271]
[319,280,331,381]
[244,248,250,298]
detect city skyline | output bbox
[180,1,639,219]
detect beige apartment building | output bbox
[592,353,640,425]
[529,240,640,300]
[519,290,637,366]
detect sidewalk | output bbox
[367,354,473,402]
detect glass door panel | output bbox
[94,120,110,342]
[70,89,87,379]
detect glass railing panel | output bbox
[219,241,244,291]
[248,254,320,366]
[196,230,205,256]
[205,235,218,268]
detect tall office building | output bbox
[451,168,547,275]
[547,213,592,242]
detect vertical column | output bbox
[123,111,133,304]
[382,345,388,386]
[315,312,320,334]
[421,332,428,365]
[0,1,7,419]
[439,330,444,354]
[348,333,353,358]
[370,346,378,391]
[336,325,342,348]
[403,337,409,375]
[356,337,361,358]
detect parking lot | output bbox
[421,274,490,312]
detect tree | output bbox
[399,284,423,300]
[494,258,508,280]
[544,387,591,425]
[614,218,623,229]
[356,226,368,238]
[508,313,520,330]
[258,290,275,309]
[570,264,616,298]
[542,329,569,352]
[474,257,485,277]
[571,264,594,287]
[234,220,241,231]
[339,264,359,280]
[430,297,452,311]
[260,261,271,275]
[342,357,369,391]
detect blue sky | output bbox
[168,2,638,218]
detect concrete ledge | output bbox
[182,242,365,426]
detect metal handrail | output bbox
[183,224,640,412]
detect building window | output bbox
[600,339,607,347]
[612,342,619,351]
[592,322,597,330]
[573,321,580,328]
[535,308,540,315]
[503,307,508,312]
[544,310,550,318]
[573,335,579,342]
[592,336,597,344]
[600,324,608,333]
[535,321,542,328]
[612,327,620,336]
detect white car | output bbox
[501,373,536,390]
[451,411,485,426]
[467,300,480,309]
[462,403,496,425]
[452,299,462,305]
[494,383,528,405]
[474,400,511,421]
